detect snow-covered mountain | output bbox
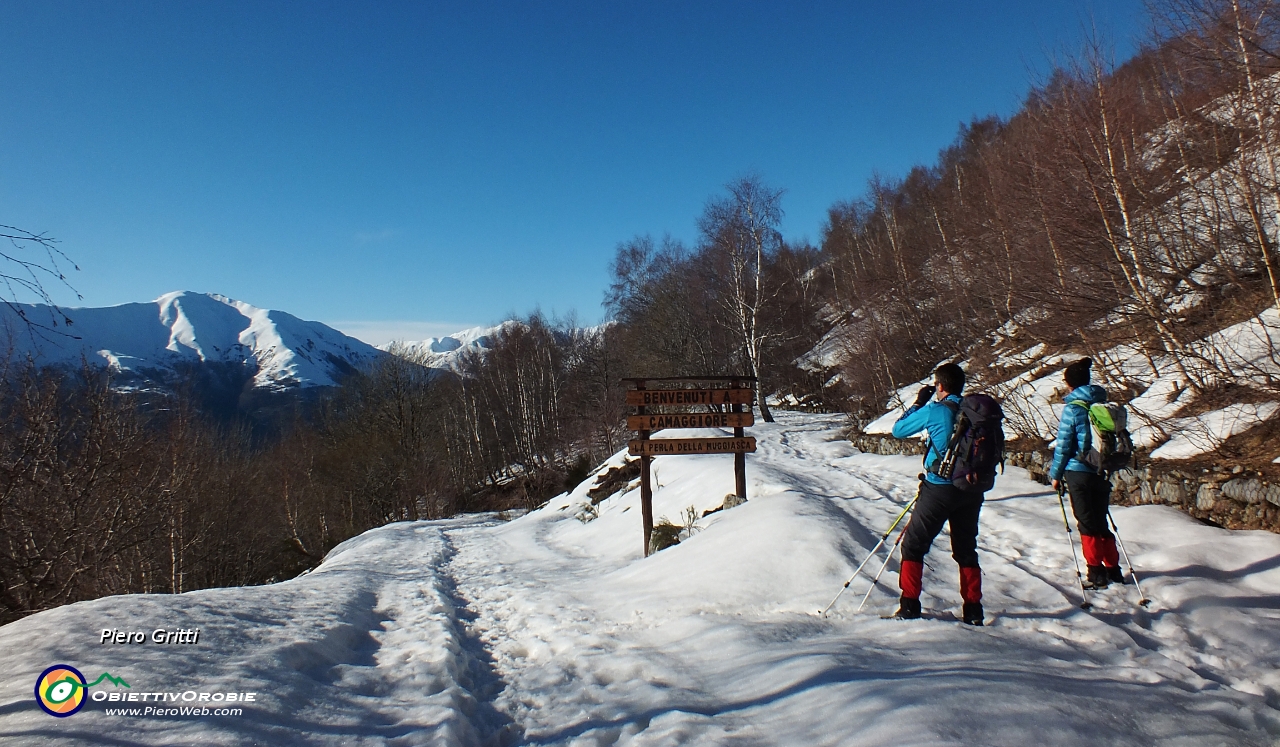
[383,322,514,373]
[1,291,385,390]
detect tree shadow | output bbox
[517,650,1262,746]
[1140,552,1280,583]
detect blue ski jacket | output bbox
[892,393,962,485]
[1048,384,1108,481]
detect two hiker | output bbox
[886,356,1127,621]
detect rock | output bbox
[1223,478,1263,504]
[1197,483,1221,511]
[1159,481,1186,505]
[702,492,746,518]
[648,522,682,553]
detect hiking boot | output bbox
[1107,566,1128,585]
[892,596,922,620]
[962,602,984,626]
[1086,565,1110,589]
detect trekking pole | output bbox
[1107,511,1151,607]
[855,523,909,613]
[1057,484,1092,610]
[819,496,918,617]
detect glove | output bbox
[912,385,934,409]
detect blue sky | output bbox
[0,1,1147,345]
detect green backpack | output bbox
[1070,401,1134,474]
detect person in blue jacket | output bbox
[1049,357,1123,588]
[889,363,984,625]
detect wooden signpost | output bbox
[625,412,754,432]
[627,437,756,456]
[624,388,755,406]
[624,376,757,556]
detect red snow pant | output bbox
[1064,470,1119,568]
[899,480,983,603]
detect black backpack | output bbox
[930,394,1005,493]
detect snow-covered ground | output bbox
[3,412,1279,745]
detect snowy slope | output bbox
[1,412,1278,745]
[1,291,384,390]
[383,323,509,373]
[860,308,1280,463]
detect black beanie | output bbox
[1064,357,1092,388]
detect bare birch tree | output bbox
[698,175,786,422]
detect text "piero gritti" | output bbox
[100,628,201,644]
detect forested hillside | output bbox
[812,3,1280,418]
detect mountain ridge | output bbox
[2,291,385,390]
[381,322,512,373]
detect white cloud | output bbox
[327,320,478,347]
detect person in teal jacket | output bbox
[889,363,985,625]
[1049,357,1124,588]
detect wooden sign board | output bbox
[625,388,754,406]
[628,437,757,456]
[627,412,754,431]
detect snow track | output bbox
[1,522,512,745]
[3,412,1280,745]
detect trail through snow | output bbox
[2,412,1279,745]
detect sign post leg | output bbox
[735,451,746,501]
[641,454,653,556]
[733,380,747,500]
[636,379,653,557]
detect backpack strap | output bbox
[923,400,963,473]
[939,400,963,456]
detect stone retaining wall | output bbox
[848,432,1280,532]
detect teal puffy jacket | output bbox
[1048,384,1107,481]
